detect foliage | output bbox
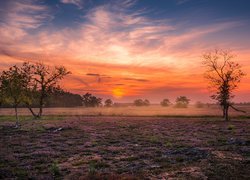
[175,96,190,108]
[203,49,245,120]
[134,99,150,106]
[0,65,30,127]
[161,98,171,107]
[82,93,102,107]
[104,99,113,107]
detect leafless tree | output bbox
[202,49,246,121]
[23,62,71,118]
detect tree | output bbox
[45,89,83,107]
[0,65,29,127]
[202,49,246,121]
[104,99,113,107]
[144,99,150,106]
[82,93,102,107]
[161,98,171,107]
[134,99,144,106]
[195,101,204,108]
[134,99,150,106]
[175,96,190,108]
[22,62,71,118]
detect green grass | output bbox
[228,124,235,130]
[49,161,60,177]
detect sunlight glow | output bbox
[112,87,125,99]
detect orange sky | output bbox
[0,0,250,103]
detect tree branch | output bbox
[229,104,246,113]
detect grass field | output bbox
[0,106,249,179]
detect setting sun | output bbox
[112,87,125,99]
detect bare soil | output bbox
[0,116,249,179]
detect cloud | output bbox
[123,78,149,82]
[86,73,100,76]
[0,0,52,53]
[60,0,84,9]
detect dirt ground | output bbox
[0,116,249,179]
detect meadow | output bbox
[0,105,249,179]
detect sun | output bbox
[112,87,125,99]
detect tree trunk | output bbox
[26,105,39,119]
[222,107,226,118]
[14,105,19,128]
[38,89,45,118]
[38,99,43,118]
[224,106,229,121]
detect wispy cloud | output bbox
[60,0,84,9]
[123,78,149,82]
[0,0,52,53]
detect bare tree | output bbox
[23,62,71,118]
[202,49,246,121]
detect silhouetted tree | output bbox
[104,99,113,107]
[195,101,204,108]
[45,89,83,107]
[82,93,102,107]
[203,50,246,121]
[22,62,71,118]
[144,99,150,106]
[161,99,171,107]
[175,96,190,108]
[134,99,144,106]
[134,99,150,106]
[0,65,29,127]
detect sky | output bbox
[0,0,250,103]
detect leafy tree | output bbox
[161,98,171,107]
[144,99,150,106]
[134,99,150,106]
[175,96,190,108]
[134,99,144,106]
[0,65,29,127]
[104,99,113,107]
[82,93,102,107]
[22,62,71,118]
[203,50,246,121]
